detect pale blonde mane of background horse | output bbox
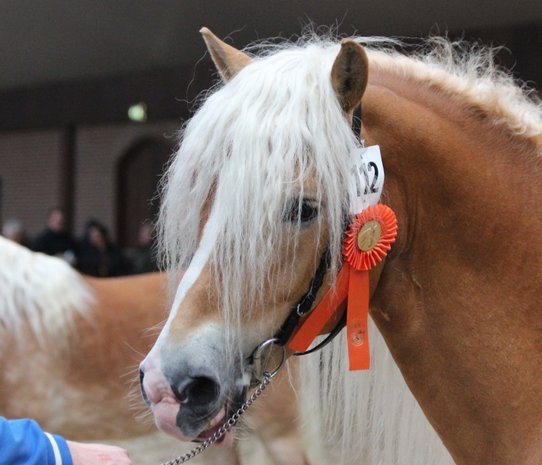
[157,32,540,465]
[0,235,94,351]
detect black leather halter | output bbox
[273,245,347,356]
[272,104,363,354]
[273,248,333,347]
[352,104,363,141]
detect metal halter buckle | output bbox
[249,337,286,386]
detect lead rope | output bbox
[160,372,272,465]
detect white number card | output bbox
[348,145,384,214]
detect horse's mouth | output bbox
[192,386,246,446]
[193,405,236,447]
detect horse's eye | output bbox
[284,199,319,224]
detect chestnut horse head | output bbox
[141,29,542,465]
[140,28,366,444]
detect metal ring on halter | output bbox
[249,337,286,386]
[296,303,305,316]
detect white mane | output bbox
[155,34,541,465]
[159,38,355,344]
[366,37,542,143]
[0,236,94,349]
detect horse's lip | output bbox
[193,406,227,441]
[193,389,245,442]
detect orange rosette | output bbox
[342,203,398,370]
[288,203,398,372]
[343,204,398,271]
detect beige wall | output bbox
[0,130,64,236]
[74,120,179,239]
[0,120,180,242]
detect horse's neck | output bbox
[363,70,542,465]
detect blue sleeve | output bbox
[0,417,73,465]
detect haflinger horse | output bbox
[140,27,542,465]
[0,235,167,439]
[0,235,306,465]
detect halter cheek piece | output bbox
[247,105,363,384]
[274,247,343,351]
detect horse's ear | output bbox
[200,27,252,82]
[331,39,369,113]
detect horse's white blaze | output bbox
[141,203,224,377]
[169,205,223,322]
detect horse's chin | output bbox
[151,399,192,441]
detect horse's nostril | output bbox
[139,369,150,406]
[174,376,220,406]
[175,387,189,404]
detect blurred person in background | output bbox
[129,222,159,274]
[32,207,77,265]
[76,219,128,277]
[1,219,30,247]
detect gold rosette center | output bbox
[357,220,381,251]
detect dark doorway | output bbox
[116,138,172,248]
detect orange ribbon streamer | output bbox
[287,264,371,370]
[346,269,370,370]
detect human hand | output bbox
[66,441,133,465]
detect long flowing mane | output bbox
[367,37,542,143]
[158,33,540,464]
[0,237,93,350]
[158,35,357,352]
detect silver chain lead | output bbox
[160,372,272,465]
